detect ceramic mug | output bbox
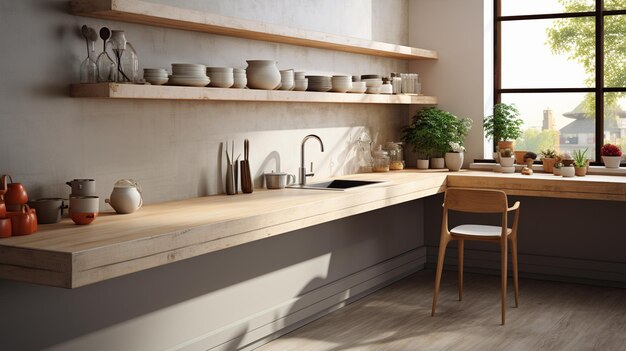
[29,198,64,224]
[6,205,34,236]
[69,195,99,225]
[4,176,28,210]
[0,217,11,238]
[66,179,96,196]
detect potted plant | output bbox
[553,154,563,176]
[403,107,471,170]
[600,143,622,168]
[540,148,558,173]
[446,142,465,172]
[561,152,575,177]
[484,103,524,157]
[573,148,589,176]
[499,148,515,167]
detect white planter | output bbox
[602,156,622,168]
[561,166,575,177]
[500,157,515,167]
[444,152,463,171]
[431,157,445,169]
[417,159,429,169]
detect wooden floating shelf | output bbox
[69,0,437,60]
[70,83,439,105]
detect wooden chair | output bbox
[431,188,520,325]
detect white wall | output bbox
[408,0,492,163]
[0,1,427,350]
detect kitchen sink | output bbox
[288,179,386,191]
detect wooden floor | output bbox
[257,270,626,351]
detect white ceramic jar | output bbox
[246,60,281,90]
[105,179,143,214]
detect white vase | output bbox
[602,156,622,168]
[246,60,281,90]
[500,157,515,167]
[444,152,463,171]
[417,159,429,169]
[561,166,575,177]
[431,157,445,169]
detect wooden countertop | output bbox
[0,171,448,288]
[2,169,625,288]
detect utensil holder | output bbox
[226,164,236,195]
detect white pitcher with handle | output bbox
[105,179,143,214]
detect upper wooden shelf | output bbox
[70,83,439,105]
[69,0,438,60]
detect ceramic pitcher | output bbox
[105,179,143,214]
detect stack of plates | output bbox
[143,68,168,85]
[362,77,383,94]
[331,75,352,93]
[349,81,367,93]
[306,76,332,92]
[169,63,210,87]
[207,67,234,88]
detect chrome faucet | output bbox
[299,134,324,186]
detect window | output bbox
[495,0,626,163]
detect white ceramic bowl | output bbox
[365,86,381,94]
[208,75,234,88]
[349,81,366,93]
[294,78,308,91]
[145,77,169,85]
[279,80,294,90]
[168,77,210,87]
[331,81,352,93]
[294,71,306,80]
[362,78,383,87]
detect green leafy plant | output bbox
[573,148,589,168]
[402,107,472,158]
[540,148,558,160]
[483,103,524,142]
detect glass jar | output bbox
[372,145,390,172]
[384,142,405,170]
[357,139,373,173]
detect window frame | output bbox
[494,0,626,164]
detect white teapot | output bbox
[105,179,143,214]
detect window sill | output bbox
[470,163,626,176]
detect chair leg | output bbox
[458,239,464,301]
[510,236,519,308]
[501,238,508,325]
[432,236,449,316]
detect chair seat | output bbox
[450,224,512,238]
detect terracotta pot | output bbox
[575,166,587,176]
[513,151,527,165]
[497,140,514,151]
[542,158,556,173]
[553,167,562,176]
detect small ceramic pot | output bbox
[0,218,11,238]
[105,180,143,214]
[542,158,556,173]
[246,60,281,90]
[431,157,445,169]
[29,198,64,224]
[66,179,96,196]
[500,157,515,167]
[69,196,99,225]
[445,152,464,172]
[561,166,575,177]
[575,166,587,176]
[4,179,28,209]
[6,205,34,236]
[602,156,622,168]
[417,159,429,169]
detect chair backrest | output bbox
[444,188,508,213]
